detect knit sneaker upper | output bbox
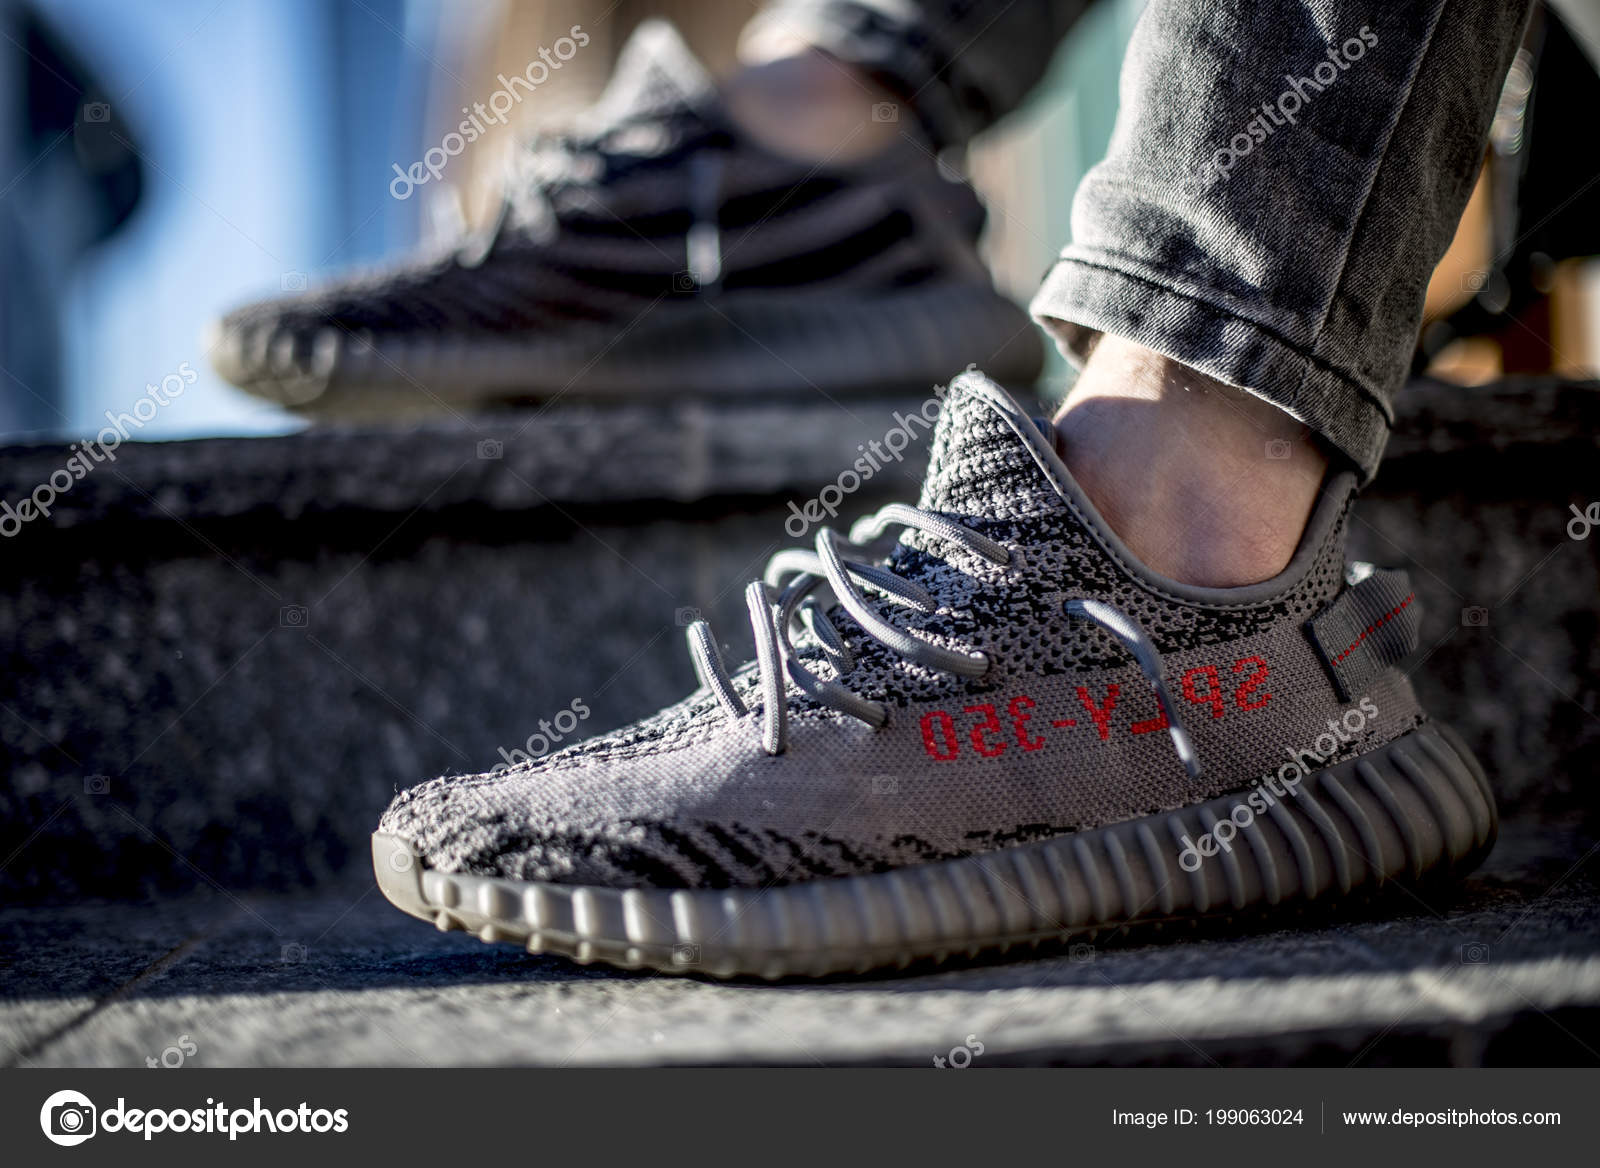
[210,20,994,387]
[377,370,1424,889]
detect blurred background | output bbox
[8,0,1597,444]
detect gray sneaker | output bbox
[208,21,1041,417]
[374,369,1494,977]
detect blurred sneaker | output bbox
[209,22,1042,417]
[372,368,1494,977]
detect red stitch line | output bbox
[1331,592,1415,666]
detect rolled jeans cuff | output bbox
[1031,250,1395,483]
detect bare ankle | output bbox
[1052,335,1329,588]
[724,50,901,163]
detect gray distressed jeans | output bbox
[752,0,1532,479]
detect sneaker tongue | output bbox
[588,19,715,126]
[817,371,1073,692]
[916,371,1065,522]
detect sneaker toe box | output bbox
[376,769,739,890]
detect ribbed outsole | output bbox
[214,281,1044,418]
[372,722,1495,979]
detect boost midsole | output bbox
[372,721,1494,978]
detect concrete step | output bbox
[1,380,1596,897]
[4,815,1596,1067]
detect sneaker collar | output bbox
[924,368,1358,608]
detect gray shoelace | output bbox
[685,150,723,290]
[1063,598,1202,780]
[686,504,1204,780]
[687,502,1007,755]
[458,115,682,267]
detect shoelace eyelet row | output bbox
[687,503,1009,754]
[684,509,1200,781]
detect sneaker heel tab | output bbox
[1305,566,1421,702]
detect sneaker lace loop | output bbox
[685,505,1203,781]
[1063,597,1202,780]
[687,503,1008,755]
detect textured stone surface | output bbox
[0,376,1581,528]
[0,396,941,529]
[1381,376,1600,460]
[1347,475,1600,816]
[3,395,950,898]
[1,379,1596,899]
[3,378,1597,1067]
[3,817,1596,1067]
